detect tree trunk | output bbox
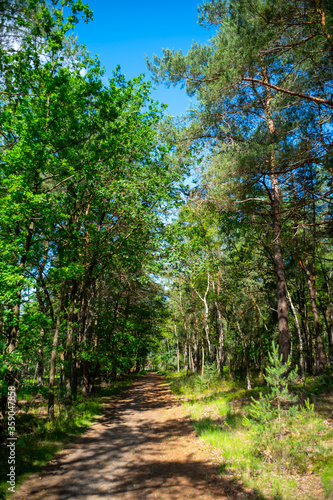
[270,174,290,362]
[215,303,225,375]
[175,324,180,373]
[194,273,213,363]
[192,293,199,372]
[295,242,325,373]
[201,325,205,377]
[305,269,325,373]
[260,69,290,363]
[189,339,194,372]
[7,300,20,355]
[37,327,45,386]
[64,287,78,400]
[212,279,225,375]
[184,339,188,374]
[287,289,305,380]
[326,269,333,366]
[48,283,66,419]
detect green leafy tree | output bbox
[0,0,187,429]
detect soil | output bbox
[12,374,260,500]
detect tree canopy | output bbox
[0,0,187,431]
[147,0,333,379]
[0,0,332,441]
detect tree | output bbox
[0,0,187,431]
[147,0,333,364]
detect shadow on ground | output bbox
[13,374,268,500]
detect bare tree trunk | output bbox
[252,296,267,376]
[270,173,290,363]
[82,285,94,394]
[305,303,314,374]
[295,243,325,373]
[212,280,225,375]
[259,69,290,362]
[48,283,66,419]
[304,268,325,373]
[184,340,188,374]
[327,269,333,366]
[287,289,305,380]
[37,327,45,386]
[7,299,20,355]
[217,316,225,376]
[201,325,205,377]
[189,339,194,372]
[175,324,180,373]
[192,292,199,372]
[194,273,213,363]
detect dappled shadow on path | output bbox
[13,374,267,500]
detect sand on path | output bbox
[13,374,255,500]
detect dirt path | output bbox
[13,374,257,500]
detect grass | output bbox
[321,460,333,499]
[0,377,134,499]
[167,369,333,500]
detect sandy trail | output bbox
[13,374,256,500]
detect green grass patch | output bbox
[320,459,333,499]
[167,370,333,499]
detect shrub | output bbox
[245,342,298,425]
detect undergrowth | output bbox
[0,377,133,499]
[167,356,333,500]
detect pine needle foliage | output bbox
[247,342,298,424]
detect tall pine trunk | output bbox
[260,70,290,362]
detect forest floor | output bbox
[166,371,333,500]
[11,373,263,500]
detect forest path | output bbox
[13,374,255,500]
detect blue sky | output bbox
[74,0,212,116]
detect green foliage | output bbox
[264,342,298,405]
[168,366,222,396]
[19,384,50,398]
[247,393,277,425]
[0,0,186,434]
[320,459,333,499]
[148,0,333,398]
[240,345,330,487]
[247,342,298,424]
[0,2,332,497]
[168,369,333,499]
[309,368,333,394]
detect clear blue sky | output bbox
[74,1,212,116]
